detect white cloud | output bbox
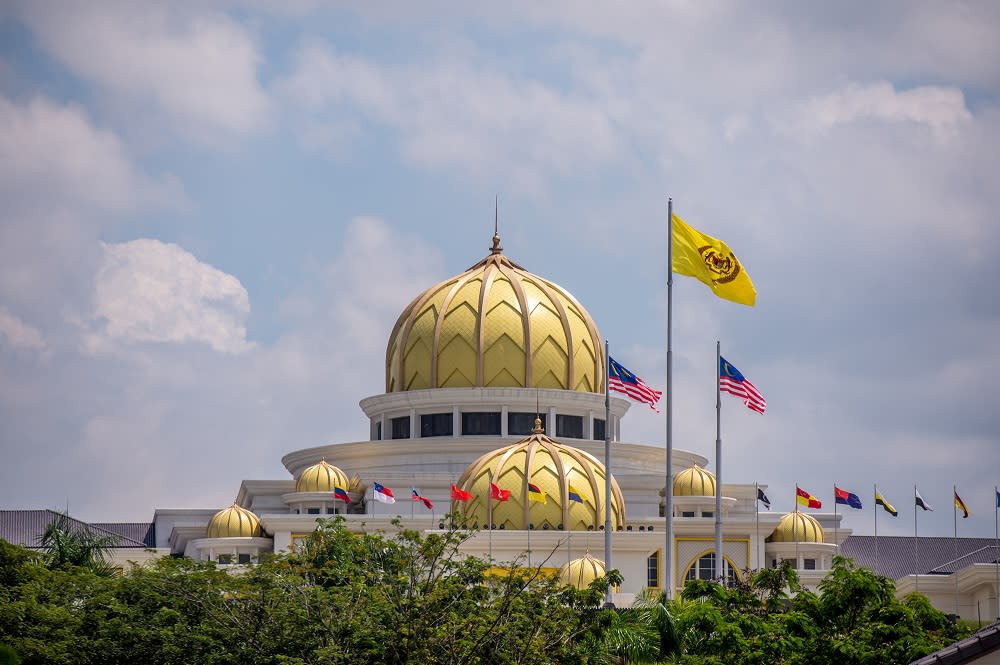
[87,239,252,354]
[278,41,625,192]
[0,306,46,351]
[782,82,972,139]
[17,1,271,141]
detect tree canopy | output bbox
[0,521,974,665]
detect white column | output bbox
[548,406,557,435]
[501,405,508,436]
[453,405,461,436]
[409,408,417,439]
[587,410,594,439]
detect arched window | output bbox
[683,552,739,585]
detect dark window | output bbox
[681,511,695,517]
[375,421,382,440]
[421,413,453,437]
[803,558,816,570]
[782,558,797,569]
[556,414,584,439]
[647,551,659,588]
[684,553,737,584]
[238,553,251,565]
[217,554,232,565]
[462,412,501,435]
[391,416,410,439]
[593,418,606,441]
[307,508,320,515]
[702,511,714,518]
[508,412,545,436]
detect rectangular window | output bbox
[238,553,251,565]
[508,412,545,436]
[391,416,410,439]
[556,414,584,439]
[307,508,320,515]
[702,511,714,518]
[803,559,816,570]
[217,554,232,565]
[421,413,453,437]
[375,421,382,440]
[782,558,797,569]
[681,511,695,517]
[593,418,606,441]
[646,550,660,588]
[462,412,501,435]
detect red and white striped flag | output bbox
[719,356,766,414]
[608,357,662,412]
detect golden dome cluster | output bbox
[207,503,263,538]
[769,511,824,543]
[295,460,350,493]
[386,234,604,393]
[673,465,716,497]
[454,418,624,531]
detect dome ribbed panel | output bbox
[437,279,481,388]
[483,276,526,388]
[403,302,439,391]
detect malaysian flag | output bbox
[608,357,662,411]
[719,356,766,414]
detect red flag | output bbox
[796,486,822,509]
[411,488,433,510]
[490,482,511,502]
[451,484,473,501]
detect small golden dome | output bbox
[207,503,263,538]
[296,460,350,493]
[769,511,824,543]
[453,427,625,531]
[386,237,604,393]
[559,553,607,590]
[673,465,716,497]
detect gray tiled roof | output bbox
[0,510,153,549]
[910,621,1000,664]
[840,535,999,580]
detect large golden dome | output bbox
[386,234,604,393]
[295,460,350,493]
[207,503,263,538]
[769,511,824,543]
[559,553,607,590]
[673,465,716,497]
[454,419,624,530]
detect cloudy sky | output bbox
[1,2,998,539]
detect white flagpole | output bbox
[488,470,494,563]
[665,197,675,599]
[994,485,998,620]
[794,485,799,568]
[604,339,613,607]
[715,340,723,582]
[755,482,760,569]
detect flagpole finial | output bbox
[533,417,543,434]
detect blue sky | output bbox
[1,2,998,539]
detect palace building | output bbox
[3,232,998,620]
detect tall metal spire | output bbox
[491,195,503,254]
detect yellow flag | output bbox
[671,213,756,306]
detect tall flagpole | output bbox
[874,484,879,572]
[914,485,920,595]
[604,339,614,607]
[954,484,959,617]
[994,485,998,620]
[794,485,799,567]
[715,340,723,581]
[833,485,839,557]
[754,482,760,569]
[665,197,675,599]
[488,469,494,563]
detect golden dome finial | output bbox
[533,417,543,434]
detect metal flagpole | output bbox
[488,470,494,563]
[604,339,613,607]
[954,484,959,617]
[665,197,675,599]
[715,340,723,582]
[994,485,998,620]
[755,482,760,569]
[833,485,839,557]
[914,485,920,595]
[874,484,879,573]
[794,485,799,568]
